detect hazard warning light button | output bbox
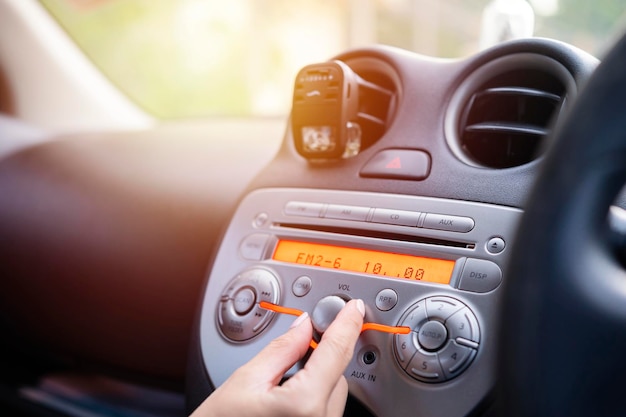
[360,149,431,180]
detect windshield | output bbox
[40,0,626,119]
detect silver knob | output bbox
[311,295,347,334]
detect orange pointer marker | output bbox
[259,301,411,349]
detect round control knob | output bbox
[233,287,256,315]
[394,295,481,383]
[217,268,280,342]
[417,320,448,351]
[311,295,346,334]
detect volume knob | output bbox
[311,295,347,334]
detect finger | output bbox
[302,299,364,394]
[238,312,313,387]
[326,376,349,417]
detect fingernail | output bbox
[289,312,309,329]
[355,299,365,317]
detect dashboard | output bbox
[184,39,598,417]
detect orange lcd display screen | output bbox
[272,240,455,285]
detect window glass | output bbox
[40,0,626,119]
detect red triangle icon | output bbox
[386,157,402,169]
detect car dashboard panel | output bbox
[198,188,521,416]
[0,35,600,417]
[187,39,598,417]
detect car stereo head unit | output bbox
[198,188,522,417]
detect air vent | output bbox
[460,71,565,168]
[446,54,576,169]
[342,57,399,149]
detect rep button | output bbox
[458,258,502,293]
[375,288,398,311]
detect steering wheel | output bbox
[498,34,626,416]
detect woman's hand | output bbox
[191,299,365,417]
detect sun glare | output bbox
[39,0,626,119]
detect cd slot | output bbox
[274,223,476,249]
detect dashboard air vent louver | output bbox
[355,74,396,148]
[459,72,565,168]
[447,54,575,169]
[342,57,400,149]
